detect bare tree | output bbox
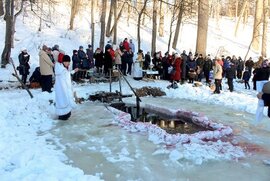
[251,0,263,51]
[137,0,148,51]
[172,0,184,50]
[38,0,44,31]
[0,0,4,16]
[113,0,117,44]
[1,0,25,68]
[151,0,158,56]
[127,0,131,26]
[158,0,164,37]
[69,0,81,30]
[234,0,248,36]
[168,1,177,52]
[195,0,209,56]
[109,1,127,36]
[99,0,107,50]
[262,0,269,57]
[91,0,95,49]
[106,0,114,37]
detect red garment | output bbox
[123,41,130,51]
[109,48,115,61]
[171,57,182,81]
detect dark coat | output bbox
[72,54,81,70]
[226,65,236,79]
[203,59,212,72]
[29,67,41,83]
[18,52,30,75]
[245,60,254,69]
[104,50,113,69]
[144,54,151,69]
[242,70,251,81]
[181,53,187,79]
[78,50,90,69]
[171,57,182,81]
[255,67,270,81]
[94,52,104,68]
[261,93,270,117]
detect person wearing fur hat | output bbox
[54,55,78,120]
[18,48,30,84]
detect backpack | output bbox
[58,52,65,63]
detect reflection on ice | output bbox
[51,98,270,181]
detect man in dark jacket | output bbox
[245,57,254,75]
[18,48,30,84]
[196,54,204,82]
[237,56,244,79]
[226,62,236,92]
[203,54,212,84]
[181,50,188,84]
[86,44,94,68]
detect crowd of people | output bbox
[17,38,270,120]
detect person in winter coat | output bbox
[121,49,129,75]
[170,53,182,82]
[39,45,54,92]
[104,48,113,76]
[203,54,213,84]
[86,44,94,68]
[152,51,163,77]
[226,62,236,92]
[72,50,81,81]
[181,50,188,84]
[78,46,89,70]
[242,67,251,89]
[52,44,65,63]
[129,39,135,53]
[94,48,104,74]
[255,60,270,123]
[136,49,144,68]
[123,38,130,52]
[245,57,254,75]
[127,48,134,75]
[237,57,244,79]
[162,52,171,80]
[187,55,197,83]
[144,51,151,70]
[18,48,30,84]
[55,55,78,120]
[114,48,122,70]
[213,59,223,94]
[196,54,204,82]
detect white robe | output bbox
[54,62,74,116]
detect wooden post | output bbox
[10,58,33,98]
[109,68,112,92]
[118,68,122,95]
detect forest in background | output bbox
[0,0,269,68]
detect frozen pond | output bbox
[51,97,270,181]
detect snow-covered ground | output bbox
[0,3,270,180]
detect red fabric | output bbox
[109,48,115,61]
[171,57,182,81]
[123,41,129,51]
[58,53,64,63]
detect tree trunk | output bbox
[69,0,77,30]
[0,0,4,16]
[109,2,126,36]
[99,0,107,51]
[106,0,114,37]
[158,0,164,37]
[251,0,263,52]
[38,0,43,31]
[195,0,209,56]
[168,2,177,53]
[234,0,247,36]
[1,0,14,68]
[243,0,249,25]
[151,0,157,56]
[127,1,131,26]
[261,0,269,57]
[113,0,117,44]
[91,0,95,49]
[172,0,184,50]
[137,0,148,52]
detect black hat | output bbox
[62,55,71,62]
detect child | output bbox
[242,68,251,89]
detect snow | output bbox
[0,2,270,180]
